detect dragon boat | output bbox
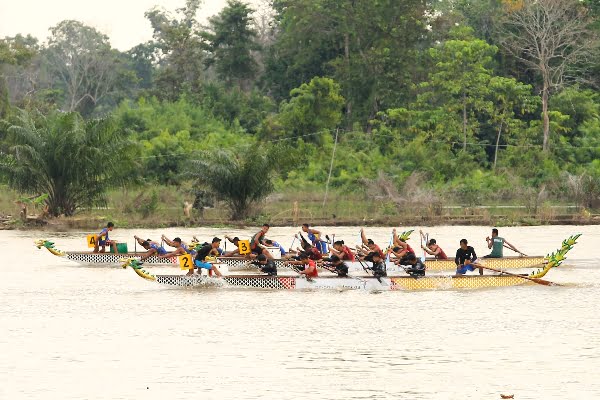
[121,234,580,291]
[34,240,178,266]
[218,255,547,273]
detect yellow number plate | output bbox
[87,234,97,248]
[238,239,251,255]
[179,254,194,270]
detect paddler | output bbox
[359,228,384,259]
[455,239,482,275]
[158,237,193,258]
[264,239,287,257]
[193,237,223,277]
[484,228,525,258]
[250,254,278,276]
[295,252,318,279]
[391,228,415,263]
[365,251,387,277]
[93,222,117,253]
[221,236,242,257]
[403,253,426,277]
[420,230,448,259]
[134,235,167,260]
[324,255,348,277]
[161,234,196,255]
[329,240,355,261]
[301,223,328,254]
[250,224,274,259]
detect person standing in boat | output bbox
[403,253,426,277]
[134,235,168,260]
[301,223,328,254]
[484,228,525,258]
[325,255,349,277]
[250,224,274,259]
[193,237,223,277]
[419,231,448,259]
[93,222,117,253]
[329,240,355,261]
[455,239,482,275]
[250,254,278,276]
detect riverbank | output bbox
[1,185,598,230]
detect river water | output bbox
[1,225,599,400]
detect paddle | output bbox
[473,263,560,286]
[420,232,425,263]
[385,231,393,262]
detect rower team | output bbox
[98,222,525,279]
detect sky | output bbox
[0,0,264,50]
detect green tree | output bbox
[0,110,136,216]
[0,35,38,117]
[417,29,496,151]
[486,76,538,169]
[188,145,294,220]
[201,0,260,90]
[275,76,344,141]
[145,0,205,100]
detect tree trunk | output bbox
[541,78,550,152]
[493,121,503,170]
[462,92,467,151]
[344,33,352,131]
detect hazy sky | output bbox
[0,0,264,50]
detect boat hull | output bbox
[218,256,546,273]
[64,252,178,266]
[151,274,532,291]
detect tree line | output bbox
[0,0,599,219]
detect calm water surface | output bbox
[1,225,599,400]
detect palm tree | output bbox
[189,146,290,220]
[0,110,136,216]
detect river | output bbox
[1,225,599,399]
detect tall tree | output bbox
[498,0,599,152]
[418,28,496,151]
[201,0,260,90]
[45,20,125,115]
[145,0,205,100]
[0,110,136,216]
[0,35,38,117]
[275,76,345,142]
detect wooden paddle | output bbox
[473,263,560,286]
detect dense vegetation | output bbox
[0,0,599,220]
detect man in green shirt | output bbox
[484,228,526,258]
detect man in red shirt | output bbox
[294,252,318,279]
[330,240,355,261]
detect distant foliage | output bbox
[0,110,136,216]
